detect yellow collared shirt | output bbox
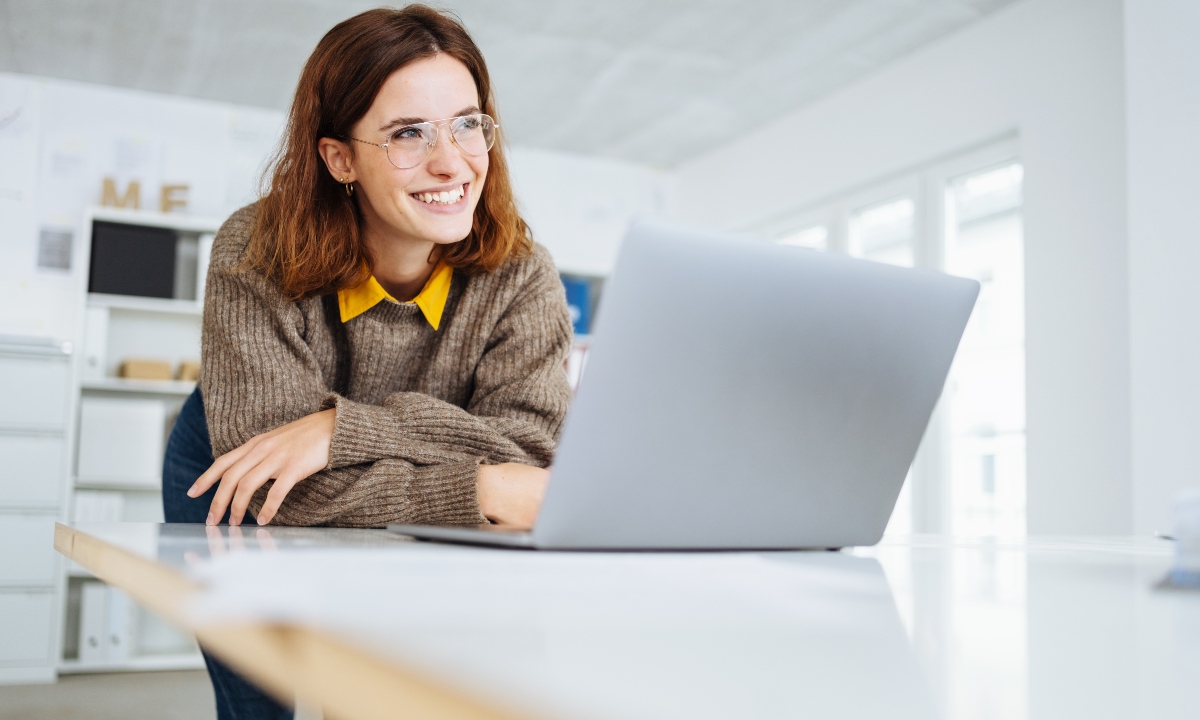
[337,261,453,330]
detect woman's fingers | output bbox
[206,476,234,525]
[188,440,254,498]
[256,473,301,526]
[227,456,284,526]
[207,466,250,526]
[206,439,277,524]
[197,409,336,526]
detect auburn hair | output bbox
[247,5,532,300]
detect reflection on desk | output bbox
[188,541,932,720]
[56,523,1199,720]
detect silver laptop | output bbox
[390,219,978,550]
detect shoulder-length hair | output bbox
[247,5,532,300]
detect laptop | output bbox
[389,219,978,550]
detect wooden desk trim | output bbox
[54,523,525,720]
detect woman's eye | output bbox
[457,117,481,131]
[392,127,424,142]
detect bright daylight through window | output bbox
[849,196,916,268]
[945,163,1025,537]
[778,225,829,250]
[775,158,1026,538]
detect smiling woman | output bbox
[244,8,532,302]
[159,6,573,719]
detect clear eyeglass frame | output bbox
[348,113,498,170]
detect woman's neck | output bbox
[363,223,439,302]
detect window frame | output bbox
[757,137,1021,533]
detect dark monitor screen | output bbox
[88,221,177,299]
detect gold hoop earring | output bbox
[345,182,354,197]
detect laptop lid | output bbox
[531,219,978,550]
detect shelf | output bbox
[88,294,203,316]
[81,377,197,396]
[73,472,166,494]
[59,651,205,674]
[73,479,164,492]
[88,206,223,234]
[0,337,73,357]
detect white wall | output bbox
[669,0,1131,534]
[509,147,666,276]
[0,73,283,341]
[1125,0,1200,535]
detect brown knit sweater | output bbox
[199,204,574,527]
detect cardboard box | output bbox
[176,360,200,382]
[118,359,172,380]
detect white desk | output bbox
[55,523,1199,720]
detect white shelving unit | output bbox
[59,653,206,674]
[80,378,197,396]
[60,206,221,674]
[0,337,75,684]
[86,293,203,316]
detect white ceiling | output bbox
[0,0,1017,166]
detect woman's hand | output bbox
[477,463,550,528]
[188,409,336,527]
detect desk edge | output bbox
[53,523,528,720]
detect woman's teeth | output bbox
[413,185,465,205]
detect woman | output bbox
[162,6,572,718]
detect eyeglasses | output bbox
[348,113,497,170]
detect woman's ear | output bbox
[317,137,356,183]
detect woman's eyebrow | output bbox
[379,117,425,131]
[378,106,482,132]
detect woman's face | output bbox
[347,54,488,249]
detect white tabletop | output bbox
[64,523,1199,720]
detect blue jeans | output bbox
[163,388,293,720]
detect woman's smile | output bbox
[408,181,469,214]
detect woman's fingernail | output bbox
[186,486,197,498]
[257,515,267,526]
[206,512,214,525]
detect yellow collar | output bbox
[337,261,453,330]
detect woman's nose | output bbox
[424,127,464,176]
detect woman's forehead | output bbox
[367,54,480,128]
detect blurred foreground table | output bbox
[54,523,1198,720]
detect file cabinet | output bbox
[0,339,73,684]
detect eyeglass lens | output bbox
[386,114,495,169]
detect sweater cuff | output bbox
[322,393,392,468]
[405,459,488,526]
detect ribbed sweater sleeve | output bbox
[201,205,571,525]
[199,208,330,452]
[321,250,573,470]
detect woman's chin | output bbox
[396,206,474,244]
[419,225,472,247]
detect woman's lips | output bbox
[410,183,467,211]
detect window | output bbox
[770,143,1025,537]
[848,197,915,267]
[944,163,1025,537]
[774,149,1029,719]
[777,225,829,250]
